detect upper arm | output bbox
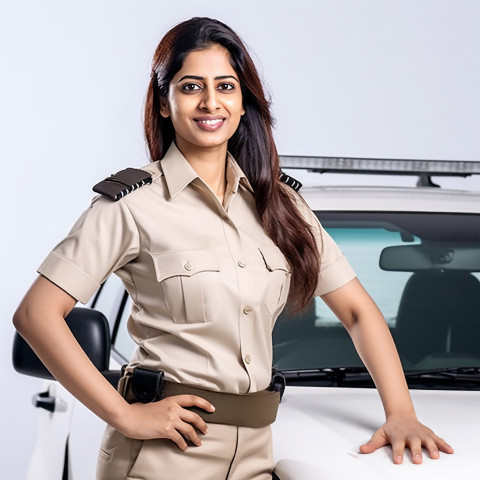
[13,275,77,332]
[321,277,381,331]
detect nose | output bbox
[199,85,220,112]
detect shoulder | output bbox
[278,177,319,229]
[92,162,163,202]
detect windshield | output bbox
[273,212,480,375]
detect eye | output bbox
[217,83,235,92]
[181,83,202,93]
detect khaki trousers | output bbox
[96,423,273,480]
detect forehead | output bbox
[173,45,237,80]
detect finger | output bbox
[407,437,423,464]
[359,430,388,454]
[175,395,215,412]
[424,437,440,460]
[179,409,209,435]
[435,436,454,454]
[391,440,405,465]
[176,422,202,447]
[168,429,189,451]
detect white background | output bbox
[1,1,479,478]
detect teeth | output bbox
[198,119,222,125]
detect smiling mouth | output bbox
[195,118,225,126]
[194,117,226,132]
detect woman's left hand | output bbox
[359,414,454,464]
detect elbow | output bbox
[12,305,29,336]
[12,300,39,337]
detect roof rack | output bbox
[279,156,480,187]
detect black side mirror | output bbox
[12,307,111,380]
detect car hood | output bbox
[272,386,479,479]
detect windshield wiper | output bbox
[403,367,480,388]
[282,367,375,387]
[281,366,480,390]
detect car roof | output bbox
[300,185,480,213]
[280,155,480,213]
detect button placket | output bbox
[220,207,256,388]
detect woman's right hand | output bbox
[118,395,215,451]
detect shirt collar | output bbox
[226,152,254,194]
[160,143,199,198]
[161,142,254,198]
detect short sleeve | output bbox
[37,197,140,304]
[286,187,356,296]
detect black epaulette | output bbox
[279,171,302,192]
[93,168,153,201]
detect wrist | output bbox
[385,408,417,420]
[106,396,133,434]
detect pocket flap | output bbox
[150,250,220,282]
[259,246,290,272]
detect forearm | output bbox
[347,307,415,418]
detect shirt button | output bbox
[245,355,251,364]
[243,306,252,315]
[184,262,193,271]
[238,260,246,268]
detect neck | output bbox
[175,140,228,202]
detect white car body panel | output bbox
[26,383,74,480]
[273,387,479,479]
[301,186,480,213]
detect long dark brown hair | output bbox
[145,17,320,312]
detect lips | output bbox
[194,116,226,132]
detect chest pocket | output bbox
[151,250,221,323]
[259,246,291,320]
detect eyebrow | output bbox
[176,74,239,83]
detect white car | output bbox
[13,157,480,479]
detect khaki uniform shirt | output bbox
[38,143,355,394]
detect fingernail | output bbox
[432,450,439,458]
[414,454,422,462]
[210,404,215,411]
[395,456,403,464]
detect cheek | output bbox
[167,103,187,129]
[226,97,245,117]
[165,92,184,119]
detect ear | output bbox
[160,99,170,118]
[241,105,245,116]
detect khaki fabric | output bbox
[96,423,273,480]
[38,143,355,394]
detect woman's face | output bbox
[161,44,245,156]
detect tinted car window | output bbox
[273,212,480,373]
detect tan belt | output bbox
[118,370,281,429]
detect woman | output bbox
[13,17,453,480]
